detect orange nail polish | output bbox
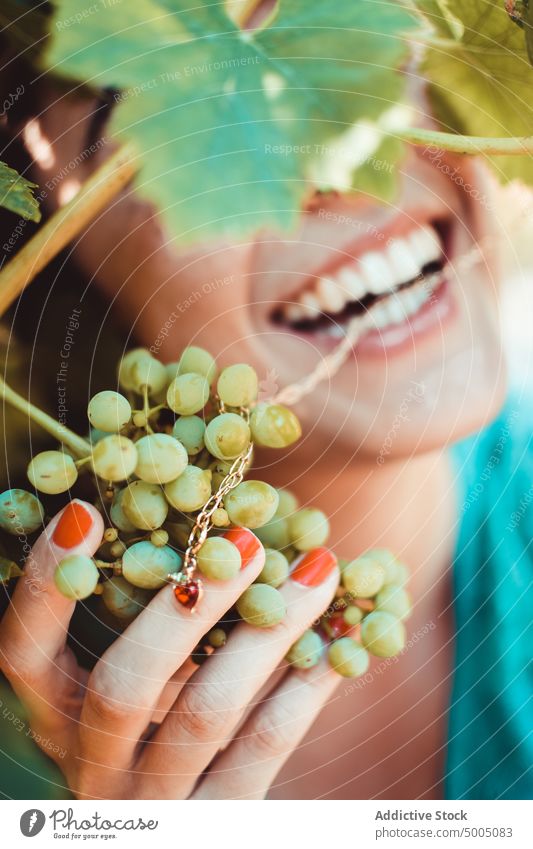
[291,547,337,587]
[53,501,93,549]
[223,527,261,568]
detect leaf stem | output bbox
[397,127,533,156]
[0,142,139,317]
[0,374,91,457]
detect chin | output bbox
[247,151,508,461]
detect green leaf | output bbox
[44,0,417,242]
[0,162,41,222]
[414,0,533,184]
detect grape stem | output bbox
[398,127,533,156]
[0,375,92,457]
[75,455,92,468]
[0,142,139,318]
[142,386,154,434]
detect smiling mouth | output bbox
[271,219,451,337]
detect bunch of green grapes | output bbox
[0,345,410,679]
[254,506,412,675]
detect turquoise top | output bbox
[446,397,533,799]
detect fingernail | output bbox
[291,547,337,587]
[223,527,261,568]
[52,501,93,549]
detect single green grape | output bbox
[134,433,188,484]
[255,548,290,588]
[286,629,323,669]
[164,466,212,512]
[54,554,99,600]
[129,354,168,395]
[172,415,206,455]
[197,536,241,580]
[207,627,227,648]
[224,480,279,529]
[212,507,230,527]
[167,373,210,415]
[122,481,168,530]
[343,605,364,627]
[374,583,412,620]
[101,576,152,621]
[87,391,132,432]
[250,403,302,448]
[204,413,251,461]
[360,611,406,658]
[177,346,217,384]
[150,528,169,547]
[275,488,299,519]
[0,489,44,535]
[210,471,225,491]
[328,638,370,678]
[122,540,181,589]
[118,348,151,391]
[341,555,386,599]
[393,562,410,587]
[288,508,330,551]
[89,427,108,444]
[92,435,138,482]
[165,362,179,383]
[217,363,258,408]
[110,540,126,558]
[27,450,78,495]
[236,584,286,628]
[366,549,409,587]
[110,487,137,532]
[255,516,291,550]
[214,460,233,475]
[165,521,193,548]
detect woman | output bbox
[0,3,531,800]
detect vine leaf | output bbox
[414,0,533,184]
[0,162,41,222]
[44,0,417,243]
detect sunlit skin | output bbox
[4,0,513,793]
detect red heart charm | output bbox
[173,578,201,611]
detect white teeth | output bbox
[384,296,406,324]
[299,291,322,319]
[358,251,396,295]
[408,224,442,268]
[316,277,346,313]
[284,303,305,323]
[336,265,367,300]
[325,323,345,338]
[371,304,390,329]
[386,238,421,284]
[281,222,445,326]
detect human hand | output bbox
[0,499,340,799]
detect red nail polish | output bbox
[223,527,261,568]
[53,501,93,549]
[291,547,337,587]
